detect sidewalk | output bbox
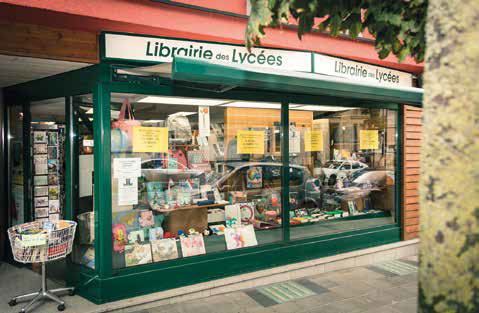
[1,255,418,313]
[109,255,419,313]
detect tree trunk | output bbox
[419,0,479,312]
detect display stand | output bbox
[7,220,77,313]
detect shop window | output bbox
[8,104,25,226]
[288,105,397,240]
[110,94,283,269]
[71,94,95,269]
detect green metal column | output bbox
[93,82,112,283]
[281,101,290,241]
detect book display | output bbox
[107,96,397,269]
[32,126,65,222]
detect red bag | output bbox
[111,98,141,145]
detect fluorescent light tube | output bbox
[290,105,356,111]
[222,101,281,109]
[138,96,228,106]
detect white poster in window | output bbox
[198,106,210,136]
[289,130,300,154]
[117,177,138,206]
[113,158,141,178]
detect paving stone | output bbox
[389,298,418,313]
[328,298,372,313]
[383,286,418,302]
[361,305,402,313]
[328,281,371,298]
[308,278,339,289]
[302,303,344,313]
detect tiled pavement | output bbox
[124,255,419,313]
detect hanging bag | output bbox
[111,98,141,149]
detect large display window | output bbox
[110,94,285,268]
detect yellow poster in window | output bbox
[304,130,323,152]
[360,130,379,150]
[132,126,168,153]
[237,130,264,154]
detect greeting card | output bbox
[151,239,178,262]
[224,225,258,250]
[124,243,152,267]
[180,234,206,257]
[139,210,154,227]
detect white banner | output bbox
[314,54,413,87]
[104,33,312,72]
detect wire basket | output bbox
[8,220,77,263]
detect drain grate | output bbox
[370,259,418,276]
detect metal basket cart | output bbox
[7,220,77,313]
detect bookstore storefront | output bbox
[4,32,422,303]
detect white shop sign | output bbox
[104,33,312,72]
[104,33,414,87]
[314,54,413,87]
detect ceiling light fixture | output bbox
[137,96,228,106]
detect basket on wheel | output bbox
[8,220,77,263]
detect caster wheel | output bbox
[69,289,75,296]
[8,299,17,306]
[57,304,65,311]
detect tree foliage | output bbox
[246,0,427,62]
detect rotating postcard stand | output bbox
[7,220,77,313]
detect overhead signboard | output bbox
[103,32,414,88]
[104,33,312,72]
[314,54,413,87]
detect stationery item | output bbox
[209,224,226,235]
[112,211,140,231]
[166,112,192,144]
[198,106,210,136]
[33,131,47,143]
[179,233,206,257]
[34,197,49,208]
[124,243,153,267]
[151,239,179,262]
[224,225,258,250]
[48,186,60,200]
[34,144,47,154]
[146,182,165,211]
[127,230,145,244]
[247,167,262,189]
[139,210,154,227]
[34,155,48,164]
[225,204,241,227]
[48,175,59,185]
[240,202,255,224]
[47,159,59,174]
[35,207,49,218]
[34,186,48,197]
[47,146,58,159]
[187,148,211,171]
[149,227,164,241]
[49,213,60,221]
[112,224,128,252]
[168,149,188,170]
[48,132,58,145]
[34,175,48,186]
[34,163,48,175]
[48,200,60,213]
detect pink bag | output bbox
[111,98,141,145]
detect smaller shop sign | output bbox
[304,130,323,152]
[132,126,168,153]
[359,130,379,150]
[314,54,413,87]
[237,130,265,154]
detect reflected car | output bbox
[214,162,322,209]
[337,170,395,199]
[321,160,368,185]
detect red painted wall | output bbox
[0,1,423,73]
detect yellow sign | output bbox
[237,130,265,154]
[360,130,379,150]
[132,126,168,153]
[304,130,323,152]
